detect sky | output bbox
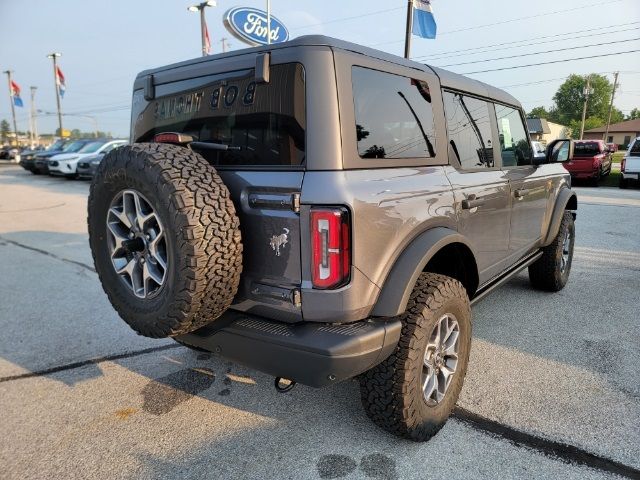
[1,0,639,137]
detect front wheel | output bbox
[359,273,472,441]
[528,211,575,291]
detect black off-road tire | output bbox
[528,211,575,292]
[359,273,472,442]
[88,143,243,338]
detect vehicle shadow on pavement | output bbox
[0,166,90,198]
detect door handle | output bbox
[514,188,531,199]
[461,195,485,210]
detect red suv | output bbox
[564,140,612,185]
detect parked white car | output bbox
[620,136,640,189]
[49,139,127,179]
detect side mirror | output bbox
[546,139,574,163]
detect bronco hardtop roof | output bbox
[134,35,519,108]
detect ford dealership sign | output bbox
[224,7,289,46]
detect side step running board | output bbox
[471,251,543,306]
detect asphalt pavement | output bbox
[1,165,639,480]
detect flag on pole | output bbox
[204,22,211,55]
[56,66,66,98]
[10,80,24,107]
[412,0,437,39]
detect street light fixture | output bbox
[187,1,217,56]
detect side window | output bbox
[494,104,532,167]
[352,67,436,159]
[442,91,494,169]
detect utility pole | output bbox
[579,75,593,140]
[3,70,19,147]
[220,37,230,53]
[47,53,63,137]
[30,86,38,147]
[404,0,414,59]
[603,71,619,143]
[188,1,216,57]
[267,0,271,44]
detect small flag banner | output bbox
[204,22,211,55]
[10,80,23,107]
[56,66,66,98]
[412,0,437,39]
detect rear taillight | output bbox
[153,132,194,144]
[310,207,351,289]
[621,157,626,172]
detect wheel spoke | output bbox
[423,370,437,402]
[108,206,132,230]
[143,261,164,290]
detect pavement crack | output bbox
[0,344,181,383]
[0,236,96,273]
[453,407,640,479]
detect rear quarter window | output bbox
[352,67,436,160]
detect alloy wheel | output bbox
[106,189,167,299]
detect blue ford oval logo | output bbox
[224,7,289,46]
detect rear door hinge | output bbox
[291,193,301,213]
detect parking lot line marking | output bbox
[0,344,180,383]
[0,236,96,272]
[454,407,640,479]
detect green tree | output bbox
[1,119,10,143]
[551,74,613,125]
[627,108,640,120]
[527,106,549,118]
[567,116,604,139]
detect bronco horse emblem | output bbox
[269,228,289,256]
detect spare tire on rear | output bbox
[88,143,242,338]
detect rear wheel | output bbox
[88,143,243,338]
[359,273,471,441]
[528,211,575,292]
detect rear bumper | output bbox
[621,171,639,180]
[175,311,401,388]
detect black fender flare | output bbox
[542,188,577,246]
[370,227,477,317]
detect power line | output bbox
[289,5,404,31]
[436,37,640,68]
[371,0,623,47]
[412,23,640,61]
[498,71,640,89]
[461,49,640,75]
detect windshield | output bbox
[62,141,89,153]
[574,142,601,156]
[78,141,106,153]
[47,139,66,151]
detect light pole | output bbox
[46,52,64,137]
[30,86,38,147]
[188,1,217,56]
[603,72,619,143]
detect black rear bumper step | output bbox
[175,312,402,388]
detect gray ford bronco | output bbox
[88,36,577,441]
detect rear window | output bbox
[574,142,601,156]
[629,138,640,156]
[352,67,436,159]
[135,63,305,167]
